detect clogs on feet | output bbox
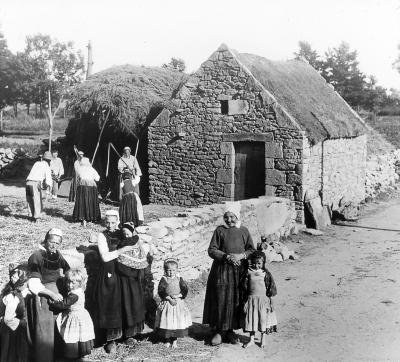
[225,330,240,345]
[104,341,117,353]
[211,333,222,346]
[124,338,137,346]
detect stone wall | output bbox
[366,149,400,199]
[0,147,34,179]
[62,197,297,295]
[322,135,367,209]
[148,45,303,208]
[302,135,367,211]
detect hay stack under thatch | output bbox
[64,65,187,202]
[67,64,188,137]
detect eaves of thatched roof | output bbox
[67,64,188,135]
[234,51,368,144]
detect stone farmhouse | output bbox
[147,44,369,223]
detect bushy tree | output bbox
[162,57,186,72]
[294,41,324,72]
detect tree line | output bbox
[294,41,400,114]
[0,32,85,117]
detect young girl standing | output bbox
[155,258,192,348]
[51,269,95,360]
[242,251,277,349]
[0,263,30,362]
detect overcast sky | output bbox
[1,0,400,89]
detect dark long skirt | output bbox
[117,264,146,337]
[26,284,58,362]
[91,260,122,344]
[203,260,245,331]
[0,321,30,362]
[55,330,94,359]
[72,185,101,223]
[119,193,140,226]
[68,172,77,202]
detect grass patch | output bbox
[1,116,69,133]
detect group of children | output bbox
[1,205,278,361]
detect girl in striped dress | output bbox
[51,269,95,360]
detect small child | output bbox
[155,258,192,348]
[242,251,277,348]
[0,263,30,362]
[51,269,95,360]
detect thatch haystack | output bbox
[65,65,187,202]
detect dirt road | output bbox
[207,199,400,362]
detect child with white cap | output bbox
[203,202,255,346]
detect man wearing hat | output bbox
[26,151,53,222]
[117,146,142,197]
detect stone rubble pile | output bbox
[365,149,400,199]
[0,147,34,178]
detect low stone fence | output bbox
[366,149,400,199]
[63,196,297,290]
[0,147,34,178]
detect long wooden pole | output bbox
[91,109,110,165]
[48,91,53,152]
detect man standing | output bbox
[50,149,64,199]
[117,146,142,197]
[26,151,52,222]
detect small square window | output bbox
[220,100,229,115]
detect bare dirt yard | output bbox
[1,181,400,361]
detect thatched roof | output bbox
[236,52,368,144]
[67,65,188,136]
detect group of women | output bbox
[0,210,150,362]
[70,148,144,228]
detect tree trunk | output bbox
[13,103,18,117]
[35,104,38,118]
[39,103,43,118]
[26,103,30,115]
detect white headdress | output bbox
[105,209,120,223]
[48,228,63,237]
[224,201,241,220]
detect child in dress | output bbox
[51,269,95,360]
[242,251,277,348]
[0,263,30,362]
[155,258,192,348]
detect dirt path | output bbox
[208,199,400,362]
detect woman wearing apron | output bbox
[90,210,135,353]
[26,228,70,362]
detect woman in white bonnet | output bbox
[72,157,101,227]
[203,202,255,346]
[89,210,135,353]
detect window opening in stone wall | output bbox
[233,142,265,201]
[220,100,229,115]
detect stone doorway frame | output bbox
[220,133,276,201]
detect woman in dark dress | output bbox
[72,157,101,227]
[116,222,149,344]
[90,210,135,353]
[203,202,255,346]
[26,228,70,362]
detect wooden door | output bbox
[234,142,265,200]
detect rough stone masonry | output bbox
[147,44,367,223]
